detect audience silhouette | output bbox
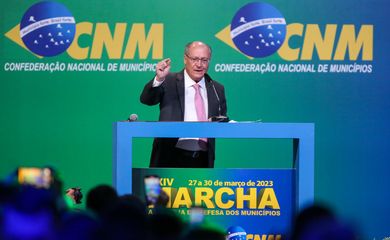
[0,168,357,240]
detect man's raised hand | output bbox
[156,58,171,81]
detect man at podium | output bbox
[140,41,228,168]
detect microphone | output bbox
[127,113,138,122]
[209,80,229,122]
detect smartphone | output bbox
[17,167,53,189]
[190,206,205,224]
[144,175,161,206]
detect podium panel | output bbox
[113,121,314,209]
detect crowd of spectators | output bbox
[0,168,357,240]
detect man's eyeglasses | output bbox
[185,54,210,65]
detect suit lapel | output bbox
[205,74,217,118]
[176,71,185,119]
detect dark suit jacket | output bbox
[140,70,227,168]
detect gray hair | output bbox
[184,41,212,57]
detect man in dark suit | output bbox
[140,41,227,168]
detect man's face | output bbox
[184,44,211,82]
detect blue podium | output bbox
[113,122,315,210]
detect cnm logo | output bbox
[67,22,163,60]
[278,24,373,61]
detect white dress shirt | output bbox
[153,70,208,151]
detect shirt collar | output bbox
[184,69,206,89]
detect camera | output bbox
[73,187,82,204]
[66,187,83,204]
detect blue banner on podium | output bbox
[133,168,295,238]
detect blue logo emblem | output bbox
[20,1,76,57]
[230,2,286,58]
[226,226,247,240]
